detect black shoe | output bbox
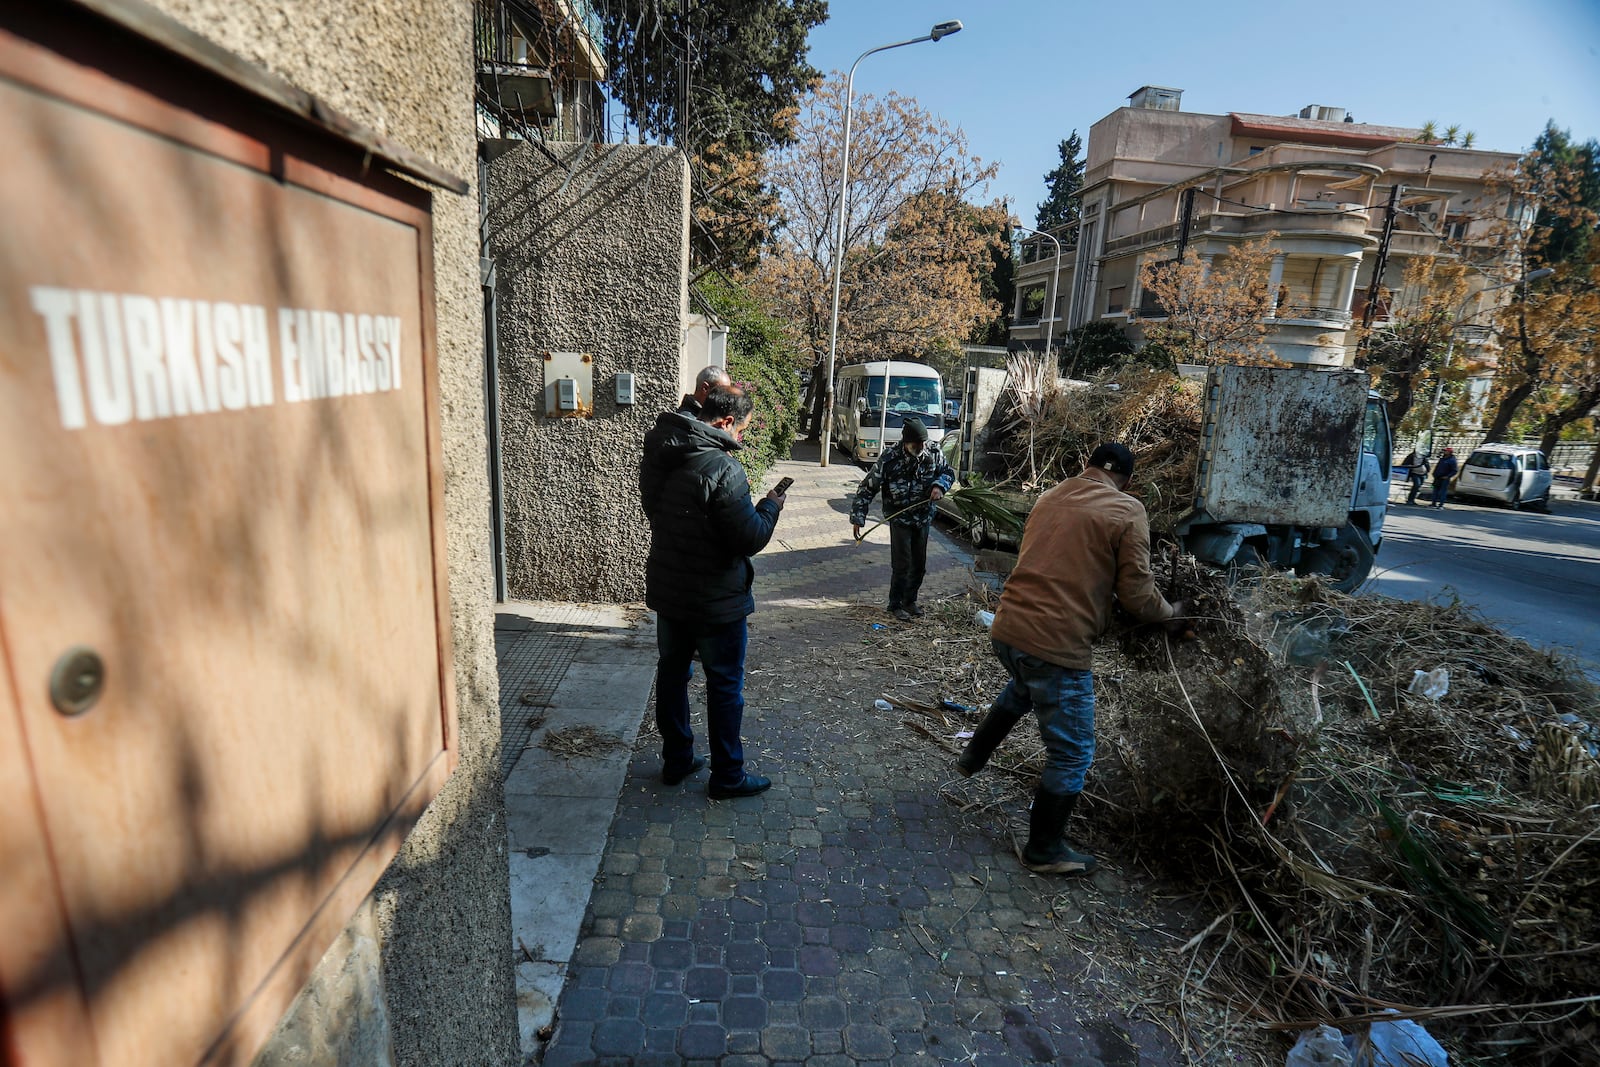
[955,706,1026,777]
[906,603,925,617]
[892,608,912,622]
[1018,788,1096,875]
[662,755,707,786]
[708,774,772,800]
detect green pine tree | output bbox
[1036,131,1085,232]
[601,0,828,155]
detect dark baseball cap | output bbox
[901,417,928,443]
[1088,442,1135,478]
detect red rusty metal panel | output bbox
[0,13,458,1067]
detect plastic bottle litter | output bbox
[870,623,887,631]
[975,609,995,629]
[872,699,893,712]
[1285,1024,1353,1066]
[1407,667,1450,701]
[940,699,977,715]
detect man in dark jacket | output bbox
[848,417,955,621]
[1430,447,1458,509]
[677,365,731,419]
[641,386,785,799]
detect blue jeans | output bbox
[990,639,1096,794]
[1431,480,1450,506]
[655,615,749,788]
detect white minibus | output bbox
[831,361,946,464]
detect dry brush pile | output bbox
[978,363,1205,534]
[887,570,1600,1065]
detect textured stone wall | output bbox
[145,3,517,1064]
[486,141,690,602]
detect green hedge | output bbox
[699,279,800,486]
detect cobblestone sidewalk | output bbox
[539,444,1187,1067]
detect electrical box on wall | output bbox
[544,352,593,417]
[615,372,635,405]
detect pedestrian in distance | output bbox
[677,364,731,420]
[956,443,1188,875]
[1430,447,1459,509]
[640,386,785,799]
[848,416,955,621]
[1400,449,1427,505]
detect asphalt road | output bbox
[1369,490,1600,674]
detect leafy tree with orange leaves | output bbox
[1135,236,1281,366]
[1363,256,1473,433]
[749,76,1004,437]
[1457,127,1600,444]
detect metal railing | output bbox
[1274,304,1352,325]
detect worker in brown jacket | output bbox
[956,442,1186,875]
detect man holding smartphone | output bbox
[641,385,787,798]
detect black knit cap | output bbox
[900,417,928,443]
[1088,442,1134,478]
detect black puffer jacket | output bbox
[641,411,780,624]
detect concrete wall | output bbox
[146,2,518,1064]
[486,141,690,602]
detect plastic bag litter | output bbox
[1285,1025,1353,1066]
[872,699,893,712]
[1407,667,1450,701]
[1351,1013,1450,1066]
[975,610,995,629]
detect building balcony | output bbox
[1271,303,1352,327]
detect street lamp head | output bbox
[1523,267,1555,283]
[930,20,963,41]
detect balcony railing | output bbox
[1273,304,1352,326]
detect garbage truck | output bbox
[1175,363,1390,592]
[942,362,1391,592]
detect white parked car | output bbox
[1452,444,1553,510]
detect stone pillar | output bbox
[1267,253,1287,313]
[1335,259,1361,316]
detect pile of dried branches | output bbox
[982,365,1204,534]
[892,568,1599,1064]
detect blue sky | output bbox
[805,0,1600,225]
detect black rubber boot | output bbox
[955,705,1026,777]
[1018,788,1096,875]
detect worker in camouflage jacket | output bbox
[848,417,955,620]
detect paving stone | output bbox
[761,969,805,1001]
[723,996,768,1029]
[620,914,663,942]
[678,1023,727,1059]
[874,999,925,1030]
[726,1031,761,1055]
[762,1025,811,1060]
[842,1023,897,1060]
[683,966,729,1000]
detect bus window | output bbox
[863,376,943,419]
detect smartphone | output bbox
[772,477,794,495]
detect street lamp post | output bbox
[1010,222,1063,362]
[1423,267,1554,445]
[818,20,963,467]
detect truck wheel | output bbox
[1295,524,1374,593]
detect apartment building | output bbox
[1013,86,1523,367]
